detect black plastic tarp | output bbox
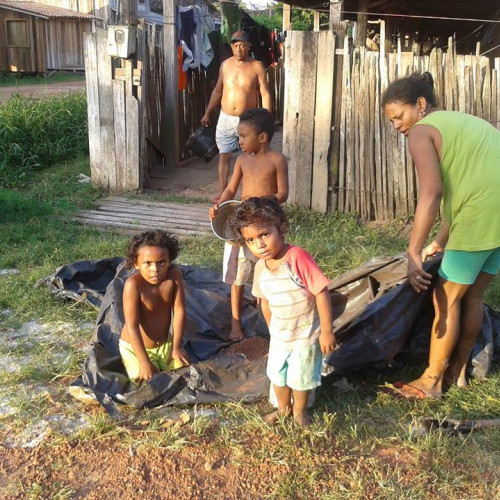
[40,255,500,410]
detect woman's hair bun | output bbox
[421,72,434,87]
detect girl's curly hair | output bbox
[228,196,288,243]
[125,230,179,269]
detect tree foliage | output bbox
[251,2,327,31]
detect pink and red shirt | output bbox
[252,245,330,347]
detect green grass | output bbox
[0,92,88,188]
[0,71,85,87]
[1,153,500,499]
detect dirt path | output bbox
[0,80,86,102]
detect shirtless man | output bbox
[200,30,272,201]
[209,108,288,341]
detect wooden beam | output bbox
[283,3,291,31]
[329,1,342,31]
[311,31,335,212]
[163,0,179,167]
[356,0,368,48]
[313,11,320,32]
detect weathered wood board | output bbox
[72,197,211,236]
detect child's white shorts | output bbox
[222,242,257,286]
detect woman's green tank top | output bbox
[414,111,500,251]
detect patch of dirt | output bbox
[222,337,269,360]
[0,81,86,102]
[0,433,290,500]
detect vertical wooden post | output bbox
[283,3,291,31]
[312,31,335,212]
[283,31,318,207]
[329,1,342,31]
[163,0,178,167]
[313,11,320,32]
[356,0,368,48]
[121,0,137,25]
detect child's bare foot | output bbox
[229,319,245,342]
[293,410,311,427]
[263,409,290,424]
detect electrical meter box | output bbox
[108,26,137,58]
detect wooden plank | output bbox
[125,59,141,190]
[373,52,381,219]
[366,53,376,220]
[444,37,454,110]
[464,66,471,116]
[474,42,482,118]
[72,216,207,236]
[83,32,105,188]
[96,26,116,190]
[386,52,396,217]
[354,49,364,216]
[457,55,466,113]
[296,31,318,207]
[92,206,210,228]
[313,11,320,32]
[283,31,318,207]
[75,210,210,231]
[492,69,498,131]
[282,30,296,202]
[282,3,291,31]
[497,58,500,129]
[344,46,354,212]
[102,196,208,213]
[311,31,335,213]
[482,56,491,123]
[163,0,179,166]
[337,35,349,212]
[113,79,127,191]
[328,52,342,211]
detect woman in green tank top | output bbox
[381,73,500,399]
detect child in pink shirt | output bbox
[229,196,336,425]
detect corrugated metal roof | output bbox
[0,1,95,20]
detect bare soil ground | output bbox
[0,81,86,102]
[147,129,284,201]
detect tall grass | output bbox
[0,71,85,87]
[0,92,88,188]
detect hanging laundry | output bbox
[178,5,215,71]
[178,45,188,90]
[220,2,243,44]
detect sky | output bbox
[244,0,276,10]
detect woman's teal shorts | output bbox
[438,247,500,285]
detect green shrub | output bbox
[0,92,88,188]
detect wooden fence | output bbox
[85,24,284,190]
[84,26,140,190]
[284,31,500,220]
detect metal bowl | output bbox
[210,200,241,241]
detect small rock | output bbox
[77,173,91,184]
[0,269,20,277]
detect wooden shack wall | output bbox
[45,20,91,69]
[0,9,45,72]
[27,0,110,22]
[284,31,500,220]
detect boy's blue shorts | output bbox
[267,341,322,391]
[438,247,500,285]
